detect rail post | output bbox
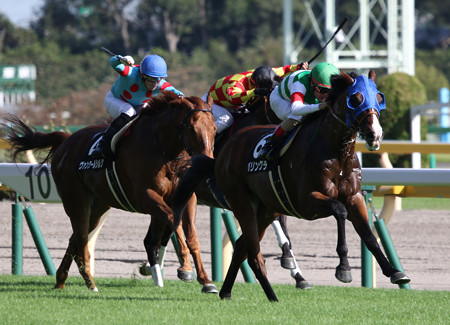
[372,213,410,289]
[12,193,23,275]
[361,186,374,287]
[210,207,223,281]
[21,198,56,276]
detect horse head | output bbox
[172,94,217,158]
[330,70,385,151]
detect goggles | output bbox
[312,82,331,94]
[142,75,161,83]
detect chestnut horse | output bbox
[151,95,310,288]
[5,91,217,292]
[174,71,410,301]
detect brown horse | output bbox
[174,71,410,301]
[5,91,217,292]
[154,95,312,288]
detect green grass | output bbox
[0,275,448,324]
[372,196,450,210]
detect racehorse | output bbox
[4,91,217,292]
[141,95,310,288]
[174,70,410,301]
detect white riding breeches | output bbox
[269,86,319,123]
[201,93,234,134]
[270,87,302,123]
[105,91,136,118]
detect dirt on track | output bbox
[1,201,449,291]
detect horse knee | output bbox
[332,201,347,219]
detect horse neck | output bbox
[142,111,186,158]
[321,110,357,161]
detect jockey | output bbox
[202,62,309,134]
[257,62,340,161]
[91,54,184,159]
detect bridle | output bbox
[176,107,213,156]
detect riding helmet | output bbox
[140,54,168,78]
[250,66,280,89]
[311,62,340,89]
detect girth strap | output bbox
[268,165,301,218]
[105,161,137,212]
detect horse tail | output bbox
[172,154,215,226]
[3,114,70,164]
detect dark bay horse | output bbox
[174,71,410,301]
[5,91,217,292]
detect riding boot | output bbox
[257,118,299,161]
[91,113,132,159]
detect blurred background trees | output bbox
[0,0,448,128]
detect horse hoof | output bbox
[201,283,218,294]
[219,291,231,300]
[390,271,410,285]
[139,263,152,276]
[335,267,352,283]
[280,257,296,269]
[296,280,312,290]
[177,269,194,282]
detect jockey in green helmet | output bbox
[257,62,340,161]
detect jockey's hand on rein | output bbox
[254,88,271,96]
[319,102,331,110]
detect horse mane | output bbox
[139,90,182,117]
[326,71,359,105]
[301,72,358,125]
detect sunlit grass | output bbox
[0,275,448,324]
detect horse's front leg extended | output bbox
[346,193,410,284]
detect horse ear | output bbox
[206,93,214,110]
[368,69,376,82]
[342,71,354,85]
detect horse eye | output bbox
[377,93,383,104]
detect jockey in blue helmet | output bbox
[91,54,184,159]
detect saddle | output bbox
[78,118,140,212]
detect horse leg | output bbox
[272,215,312,289]
[272,215,295,269]
[139,224,172,277]
[347,195,410,284]
[334,213,352,283]
[181,195,217,293]
[174,221,195,282]
[220,204,279,302]
[54,233,76,289]
[59,191,98,291]
[143,218,165,287]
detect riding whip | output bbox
[307,17,348,64]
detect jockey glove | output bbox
[319,102,331,110]
[254,88,271,96]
